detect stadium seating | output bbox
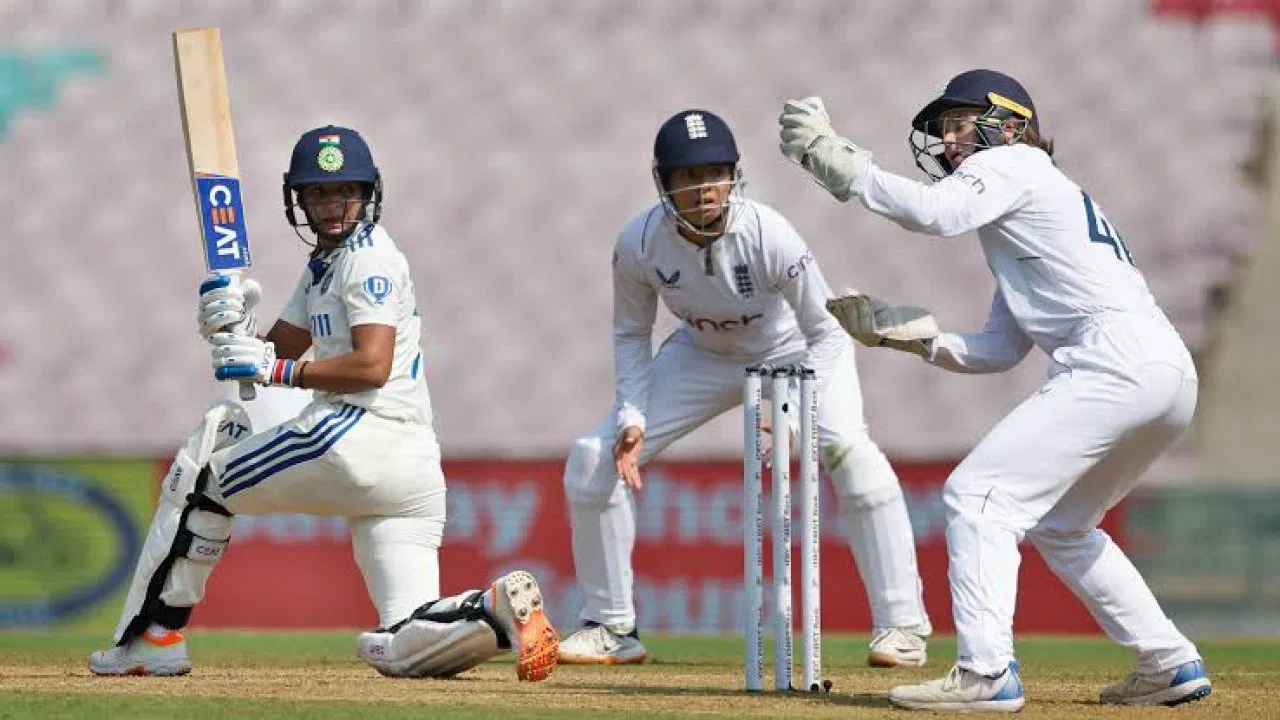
[0,0,1271,463]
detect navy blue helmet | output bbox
[909,70,1038,180]
[283,125,383,229]
[651,109,743,237]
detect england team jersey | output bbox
[279,223,432,425]
[611,198,846,432]
[850,144,1169,357]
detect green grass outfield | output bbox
[1,631,1278,719]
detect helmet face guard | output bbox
[910,97,1031,181]
[651,162,744,238]
[908,69,1038,181]
[283,176,383,235]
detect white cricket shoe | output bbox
[88,628,193,677]
[1100,659,1212,706]
[889,662,1026,713]
[485,570,559,681]
[354,630,396,677]
[867,626,928,668]
[558,623,648,665]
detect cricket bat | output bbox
[172,27,256,401]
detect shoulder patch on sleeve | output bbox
[362,275,394,304]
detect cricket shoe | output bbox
[486,570,559,682]
[88,628,193,677]
[1099,659,1212,706]
[889,662,1025,713]
[558,622,648,665]
[867,626,928,668]
[354,630,396,677]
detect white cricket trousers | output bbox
[947,312,1201,675]
[563,330,928,633]
[205,400,448,628]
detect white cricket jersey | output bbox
[279,223,432,425]
[612,198,846,432]
[849,144,1182,369]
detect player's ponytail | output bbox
[1020,126,1055,159]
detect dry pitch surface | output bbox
[2,632,1278,719]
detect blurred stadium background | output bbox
[2,0,1279,642]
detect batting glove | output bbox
[198,272,261,341]
[209,333,302,387]
[826,289,939,358]
[778,97,872,202]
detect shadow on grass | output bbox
[595,680,892,709]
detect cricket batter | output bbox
[89,125,559,682]
[558,109,931,666]
[779,70,1211,711]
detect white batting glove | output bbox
[198,273,261,341]
[826,289,939,358]
[778,97,872,202]
[209,332,298,386]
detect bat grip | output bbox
[209,269,257,402]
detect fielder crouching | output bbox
[89,125,558,682]
[558,110,931,666]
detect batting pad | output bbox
[112,402,250,644]
[360,618,502,678]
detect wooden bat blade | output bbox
[173,27,251,273]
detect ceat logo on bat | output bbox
[196,173,251,272]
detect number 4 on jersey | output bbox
[1082,191,1135,266]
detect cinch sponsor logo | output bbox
[785,250,815,279]
[678,310,763,332]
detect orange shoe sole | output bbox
[514,610,559,681]
[491,572,560,682]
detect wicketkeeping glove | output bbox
[209,332,302,387]
[198,273,261,341]
[778,97,873,202]
[826,289,939,358]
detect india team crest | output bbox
[317,145,344,173]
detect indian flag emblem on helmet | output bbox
[317,145,344,173]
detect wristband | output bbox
[270,359,300,387]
